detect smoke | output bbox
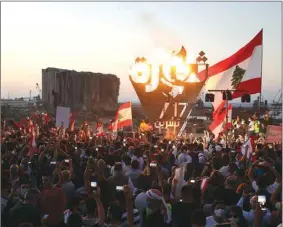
[139,12,184,53]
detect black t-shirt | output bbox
[9,201,41,227]
[222,188,241,206]
[172,202,197,227]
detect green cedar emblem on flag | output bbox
[231,65,246,89]
[118,114,123,122]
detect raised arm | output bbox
[94,186,105,227]
[52,162,63,187]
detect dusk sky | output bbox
[1,2,281,102]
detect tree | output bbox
[231,65,246,89]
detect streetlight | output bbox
[129,47,209,138]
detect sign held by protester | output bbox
[266,125,282,143]
[56,106,70,128]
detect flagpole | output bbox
[225,92,229,148]
[259,29,263,112]
[130,101,135,139]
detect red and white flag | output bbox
[241,136,255,159]
[69,112,78,132]
[201,177,209,192]
[96,120,104,137]
[198,30,263,113]
[209,104,232,138]
[112,102,133,132]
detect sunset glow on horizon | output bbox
[1,2,281,102]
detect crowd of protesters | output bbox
[1,111,282,227]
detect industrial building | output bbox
[42,68,120,111]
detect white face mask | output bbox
[214,209,225,217]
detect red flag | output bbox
[96,120,104,136]
[111,102,133,132]
[199,30,263,113]
[209,104,232,138]
[213,101,227,120]
[69,112,78,131]
[44,113,50,125]
[13,121,21,128]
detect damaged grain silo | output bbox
[42,67,120,112]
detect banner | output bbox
[266,125,282,143]
[56,106,70,128]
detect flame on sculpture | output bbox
[129,47,200,96]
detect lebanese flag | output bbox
[27,118,34,133]
[13,121,21,129]
[112,102,133,132]
[96,121,104,136]
[201,177,209,192]
[199,30,262,113]
[108,121,114,131]
[241,136,255,159]
[209,104,232,138]
[69,112,78,132]
[28,130,38,156]
[42,113,51,125]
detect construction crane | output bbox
[36,83,42,100]
[270,89,282,118]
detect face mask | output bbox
[214,209,225,217]
[20,163,25,169]
[229,217,239,223]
